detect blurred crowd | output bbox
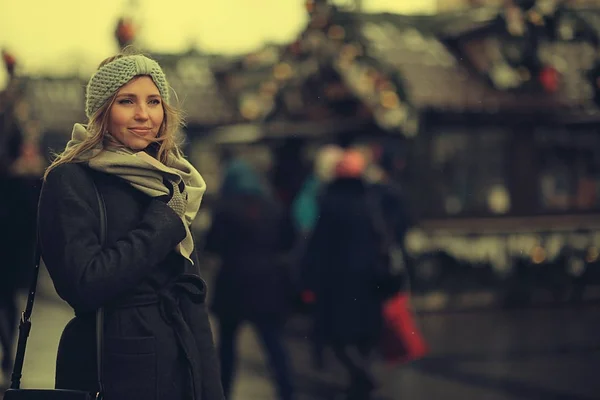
[2,1,599,396]
[201,142,412,399]
[0,124,414,398]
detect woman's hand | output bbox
[163,178,188,218]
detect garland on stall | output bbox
[478,0,566,93]
[225,0,418,136]
[301,0,419,136]
[470,0,600,99]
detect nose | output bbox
[134,104,149,120]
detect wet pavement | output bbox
[2,267,599,400]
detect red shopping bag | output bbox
[380,292,428,366]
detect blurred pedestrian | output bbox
[0,89,24,387]
[302,149,388,399]
[37,51,224,399]
[204,158,296,400]
[291,144,343,236]
[290,145,343,313]
[0,143,42,387]
[271,137,309,208]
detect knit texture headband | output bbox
[85,55,170,118]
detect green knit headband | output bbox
[85,55,170,118]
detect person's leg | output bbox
[254,320,294,400]
[331,344,375,399]
[217,319,240,399]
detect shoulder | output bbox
[38,164,102,229]
[42,162,97,202]
[44,162,93,188]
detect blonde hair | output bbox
[43,49,185,180]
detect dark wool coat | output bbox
[205,193,296,324]
[38,163,224,400]
[302,178,385,348]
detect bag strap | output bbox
[9,207,41,389]
[92,178,106,398]
[10,174,107,397]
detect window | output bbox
[535,128,600,212]
[428,128,510,216]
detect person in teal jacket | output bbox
[291,145,343,235]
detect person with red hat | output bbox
[301,148,386,399]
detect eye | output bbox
[117,98,134,105]
[149,98,162,105]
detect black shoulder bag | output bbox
[4,179,106,400]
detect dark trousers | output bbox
[331,342,376,399]
[218,319,293,400]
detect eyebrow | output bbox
[116,93,161,98]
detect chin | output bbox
[127,139,154,151]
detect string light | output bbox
[240,96,261,120]
[259,81,278,96]
[273,63,293,81]
[328,25,345,41]
[527,10,544,26]
[380,90,400,109]
[305,0,315,13]
[539,66,560,93]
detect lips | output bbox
[128,127,153,135]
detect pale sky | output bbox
[0,0,437,88]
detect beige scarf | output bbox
[67,123,206,265]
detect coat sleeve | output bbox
[278,209,297,253]
[382,184,413,242]
[202,206,226,256]
[39,164,187,313]
[299,198,333,292]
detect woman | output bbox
[38,52,224,400]
[204,159,296,400]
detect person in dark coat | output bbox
[302,149,385,400]
[0,91,25,384]
[37,52,224,400]
[204,159,296,400]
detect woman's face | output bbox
[108,76,165,151]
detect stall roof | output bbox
[15,50,240,136]
[150,50,238,127]
[349,8,600,114]
[17,6,600,138]
[20,76,86,134]
[210,5,600,137]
